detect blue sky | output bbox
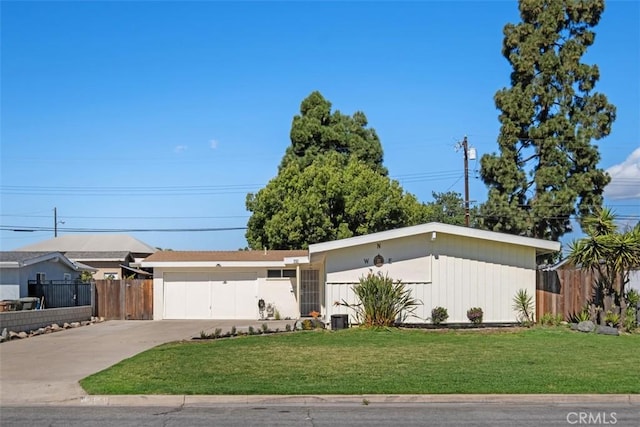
[1,1,638,252]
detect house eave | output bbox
[141,261,293,268]
[309,222,561,255]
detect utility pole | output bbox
[462,136,470,227]
[54,207,58,237]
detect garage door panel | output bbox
[164,271,257,320]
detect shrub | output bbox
[230,326,237,336]
[285,323,292,332]
[274,309,281,321]
[431,307,448,325]
[623,307,637,332]
[248,326,255,335]
[261,323,269,333]
[539,312,564,326]
[625,289,640,308]
[301,319,313,330]
[571,308,591,323]
[467,307,483,324]
[513,289,535,326]
[337,271,421,327]
[604,310,620,328]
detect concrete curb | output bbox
[5,394,638,407]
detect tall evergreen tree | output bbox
[479,0,616,241]
[280,91,387,175]
[246,92,433,249]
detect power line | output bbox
[0,225,247,233]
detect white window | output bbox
[104,272,119,280]
[63,273,72,282]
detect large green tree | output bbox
[246,152,429,249]
[424,191,478,226]
[280,91,387,175]
[479,0,616,241]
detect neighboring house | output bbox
[16,234,156,280]
[142,223,560,323]
[0,251,96,300]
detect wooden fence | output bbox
[94,279,153,320]
[536,269,597,321]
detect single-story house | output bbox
[16,234,157,280]
[142,223,560,323]
[0,251,97,300]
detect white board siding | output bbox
[324,232,538,324]
[324,234,432,284]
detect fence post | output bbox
[91,281,96,317]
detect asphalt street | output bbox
[2,402,638,426]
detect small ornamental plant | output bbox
[467,307,483,324]
[431,307,449,325]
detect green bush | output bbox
[539,312,564,326]
[337,271,420,327]
[623,307,637,332]
[604,310,620,328]
[431,307,449,325]
[466,307,483,324]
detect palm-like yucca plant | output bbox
[569,208,640,327]
[513,289,535,326]
[338,271,421,327]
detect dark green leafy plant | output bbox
[338,271,421,327]
[431,307,449,325]
[467,307,483,324]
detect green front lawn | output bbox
[80,327,640,395]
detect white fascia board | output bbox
[308,222,561,254]
[140,261,289,268]
[0,262,19,268]
[283,256,309,265]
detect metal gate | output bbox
[300,269,320,316]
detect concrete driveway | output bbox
[0,319,295,406]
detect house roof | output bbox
[141,250,308,268]
[309,222,561,255]
[63,251,134,262]
[16,234,157,255]
[0,251,97,272]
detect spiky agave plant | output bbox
[338,271,421,327]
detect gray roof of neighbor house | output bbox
[15,234,157,255]
[0,251,58,263]
[0,251,97,272]
[63,251,134,261]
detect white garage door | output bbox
[163,272,258,319]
